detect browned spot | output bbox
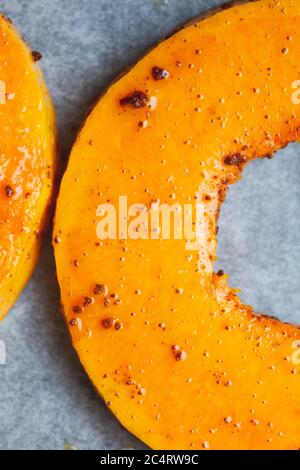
[72,305,82,314]
[217,269,224,277]
[175,288,184,294]
[175,350,184,361]
[171,344,186,361]
[32,50,42,62]
[104,298,111,308]
[93,284,108,296]
[151,66,169,81]
[3,15,12,24]
[218,187,228,203]
[120,91,148,109]
[101,317,114,329]
[83,296,93,306]
[4,185,14,197]
[224,153,246,166]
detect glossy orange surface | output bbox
[54,0,300,449]
[0,16,56,319]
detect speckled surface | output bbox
[0,0,299,450]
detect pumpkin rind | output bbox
[54,0,300,449]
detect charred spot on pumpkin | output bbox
[69,318,77,327]
[175,350,184,361]
[83,296,93,306]
[151,66,170,81]
[93,283,108,296]
[218,187,228,203]
[101,317,114,329]
[72,305,82,314]
[3,14,12,24]
[32,50,42,62]
[224,153,247,166]
[171,344,187,361]
[120,91,148,109]
[221,177,230,185]
[115,321,123,331]
[4,185,14,197]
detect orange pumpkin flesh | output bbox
[0,16,56,319]
[54,0,300,449]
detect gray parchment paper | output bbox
[0,0,299,450]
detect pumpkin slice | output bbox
[0,16,56,319]
[54,0,300,450]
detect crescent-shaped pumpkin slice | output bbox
[0,16,56,319]
[54,0,300,450]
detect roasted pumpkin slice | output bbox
[0,16,56,319]
[54,0,300,450]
